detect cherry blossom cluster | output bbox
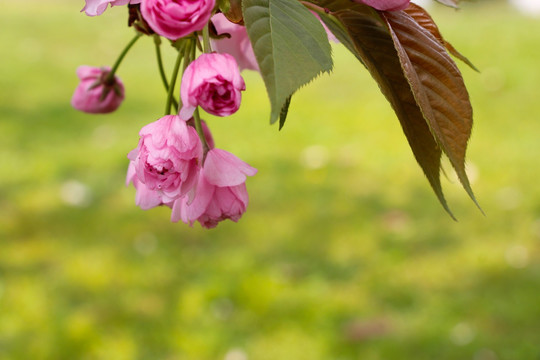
[71,0,410,228]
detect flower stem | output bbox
[182,39,193,77]
[182,37,209,153]
[105,32,142,83]
[202,23,212,54]
[191,37,197,64]
[193,108,210,155]
[177,39,193,112]
[164,47,184,115]
[154,35,178,111]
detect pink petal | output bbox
[203,148,257,187]
[171,174,215,224]
[82,0,114,16]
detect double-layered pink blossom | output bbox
[179,53,245,120]
[141,0,215,40]
[71,66,125,114]
[354,0,410,11]
[171,148,257,228]
[82,0,141,16]
[126,161,173,210]
[210,13,259,72]
[128,115,202,203]
[127,119,215,210]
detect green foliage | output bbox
[309,0,479,217]
[315,2,454,217]
[242,0,333,124]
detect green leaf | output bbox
[381,11,481,212]
[309,0,455,217]
[243,0,333,124]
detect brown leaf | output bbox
[381,11,480,210]
[404,3,478,71]
[224,0,244,24]
[311,0,454,217]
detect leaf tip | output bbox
[434,188,458,221]
[456,169,484,216]
[466,187,485,216]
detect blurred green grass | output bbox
[1,0,540,359]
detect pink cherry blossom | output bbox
[171,148,257,228]
[201,148,257,187]
[179,53,246,120]
[210,13,259,72]
[71,66,125,114]
[126,161,173,210]
[354,0,410,11]
[128,115,203,202]
[140,0,215,40]
[82,0,141,16]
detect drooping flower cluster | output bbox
[72,0,479,224]
[73,0,265,228]
[122,51,256,228]
[126,114,257,228]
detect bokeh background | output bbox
[1,0,540,359]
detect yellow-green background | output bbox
[1,0,539,359]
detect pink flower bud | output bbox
[82,0,141,16]
[171,148,257,228]
[128,115,203,203]
[141,0,215,40]
[210,13,259,72]
[71,66,125,114]
[179,53,246,120]
[353,0,410,11]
